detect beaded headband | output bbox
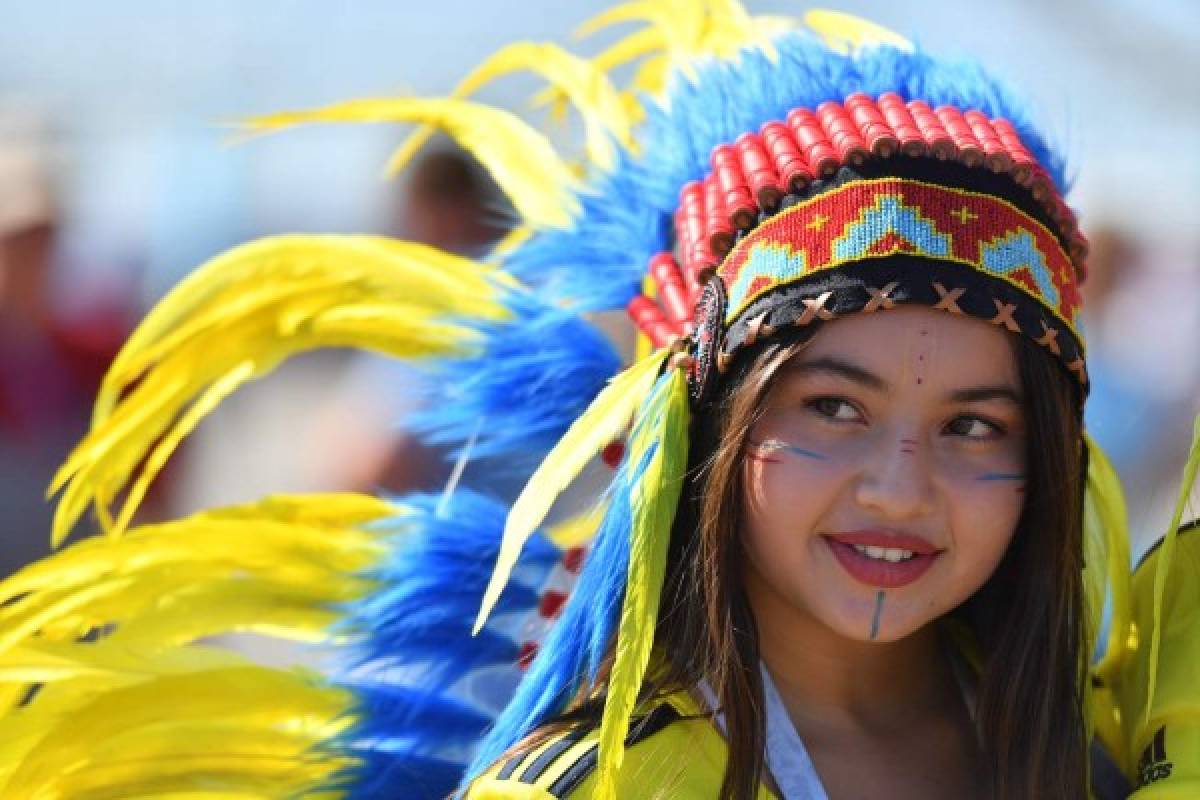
[627,92,1090,405]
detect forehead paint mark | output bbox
[750,439,830,462]
[916,328,930,386]
[869,590,885,640]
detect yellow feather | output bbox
[388,42,633,179]
[532,26,663,128]
[51,236,504,543]
[1083,436,1132,682]
[0,495,386,796]
[243,98,579,229]
[594,367,689,799]
[0,666,352,798]
[1144,412,1200,724]
[803,9,913,55]
[474,349,668,633]
[545,504,608,549]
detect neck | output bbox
[743,562,955,735]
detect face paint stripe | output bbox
[976,471,1026,482]
[749,439,830,461]
[869,590,885,640]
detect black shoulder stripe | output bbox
[497,727,587,782]
[546,704,682,798]
[1134,518,1200,572]
[518,727,588,784]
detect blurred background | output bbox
[2,0,1198,580]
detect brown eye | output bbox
[945,415,1003,439]
[806,396,863,422]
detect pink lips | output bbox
[824,530,942,589]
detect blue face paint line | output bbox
[749,439,830,462]
[869,590,885,640]
[977,471,1026,482]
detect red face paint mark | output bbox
[916,329,929,385]
[746,452,783,464]
[899,437,918,455]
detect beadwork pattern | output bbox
[717,178,1082,332]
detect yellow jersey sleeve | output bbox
[1117,520,1200,798]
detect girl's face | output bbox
[740,306,1026,642]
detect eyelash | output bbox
[804,396,1007,439]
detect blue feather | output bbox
[327,490,560,799]
[411,290,621,471]
[460,406,664,789]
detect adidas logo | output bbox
[1137,726,1173,786]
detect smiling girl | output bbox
[2,5,1197,800]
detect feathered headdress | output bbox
[1,3,1196,799]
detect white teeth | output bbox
[852,544,916,562]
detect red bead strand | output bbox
[702,176,736,262]
[845,93,900,158]
[907,100,956,160]
[991,117,1037,186]
[817,100,870,166]
[735,133,784,210]
[649,252,693,330]
[761,121,812,192]
[963,110,1012,173]
[678,181,709,278]
[934,105,984,168]
[711,144,757,230]
[626,295,677,347]
[877,93,927,157]
[787,107,840,177]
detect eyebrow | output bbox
[787,355,1022,404]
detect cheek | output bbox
[943,470,1025,586]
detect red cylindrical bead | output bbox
[963,110,1012,173]
[735,132,784,210]
[677,181,707,275]
[711,144,757,230]
[626,295,677,347]
[817,101,869,166]
[878,92,927,156]
[787,107,840,177]
[907,99,955,160]
[649,252,693,327]
[1028,167,1055,204]
[1069,232,1089,276]
[703,176,736,259]
[991,117,1037,185]
[761,121,812,192]
[935,105,983,167]
[845,93,899,158]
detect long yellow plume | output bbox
[474,349,668,634]
[387,41,634,180]
[0,493,393,798]
[1083,436,1131,680]
[243,98,580,229]
[594,366,689,800]
[49,235,504,544]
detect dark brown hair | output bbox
[534,322,1088,799]
[650,326,1088,799]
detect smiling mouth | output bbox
[822,533,942,589]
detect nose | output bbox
[853,434,936,520]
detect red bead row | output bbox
[626,252,693,346]
[671,93,1086,289]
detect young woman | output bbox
[0,5,1195,800]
